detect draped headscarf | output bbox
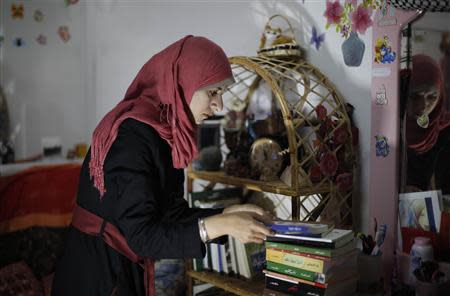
[89,35,232,197]
[406,54,450,154]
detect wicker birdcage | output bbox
[220,15,357,227]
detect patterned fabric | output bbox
[388,0,450,11]
[0,261,43,296]
[0,227,68,279]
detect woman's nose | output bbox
[210,95,223,113]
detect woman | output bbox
[52,36,273,296]
[405,54,450,194]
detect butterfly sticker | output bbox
[11,3,24,20]
[58,26,71,43]
[34,10,44,22]
[310,26,325,50]
[36,34,47,46]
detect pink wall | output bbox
[369,8,420,293]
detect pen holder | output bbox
[415,279,450,296]
[357,252,383,293]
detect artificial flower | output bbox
[333,125,349,145]
[350,4,373,35]
[336,172,353,191]
[319,152,339,177]
[324,1,344,25]
[309,165,322,183]
[315,104,327,121]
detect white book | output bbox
[235,239,251,278]
[220,244,228,274]
[399,190,442,232]
[210,243,220,273]
[228,237,238,276]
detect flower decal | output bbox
[324,1,344,25]
[350,4,373,35]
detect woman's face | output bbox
[407,86,440,118]
[189,87,225,124]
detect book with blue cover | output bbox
[268,220,331,236]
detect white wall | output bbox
[1,0,88,158]
[1,0,374,231]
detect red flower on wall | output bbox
[315,104,327,121]
[319,152,339,177]
[336,172,353,191]
[324,1,344,25]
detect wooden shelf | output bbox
[187,270,265,296]
[188,170,331,196]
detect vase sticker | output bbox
[374,35,396,64]
[375,135,389,157]
[376,84,388,105]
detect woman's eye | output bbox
[209,90,219,97]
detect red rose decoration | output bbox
[351,126,359,146]
[333,125,348,145]
[319,152,338,177]
[336,172,353,191]
[315,105,327,121]
[309,165,322,183]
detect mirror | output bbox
[399,12,450,202]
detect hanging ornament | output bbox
[417,114,429,128]
[58,26,71,43]
[34,10,44,22]
[36,34,47,46]
[11,3,24,20]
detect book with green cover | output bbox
[266,261,325,283]
[265,239,356,258]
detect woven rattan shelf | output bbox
[187,270,265,296]
[188,169,331,196]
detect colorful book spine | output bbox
[265,241,332,257]
[266,261,326,284]
[265,274,326,296]
[266,248,326,273]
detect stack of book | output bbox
[264,221,358,296]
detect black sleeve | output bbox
[162,196,223,223]
[103,123,212,260]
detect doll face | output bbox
[189,77,234,124]
[407,86,440,118]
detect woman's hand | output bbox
[223,204,275,224]
[204,212,275,244]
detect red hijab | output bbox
[406,54,450,154]
[89,36,232,197]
